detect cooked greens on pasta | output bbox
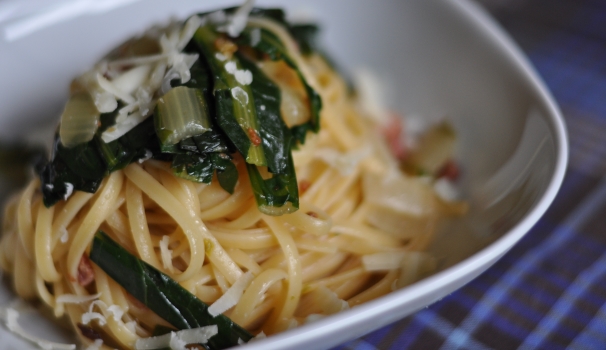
[0,2,466,349]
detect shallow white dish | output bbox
[0,0,567,349]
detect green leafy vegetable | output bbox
[192,25,266,166]
[90,231,252,350]
[39,6,327,213]
[238,26,322,144]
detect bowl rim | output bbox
[237,0,569,349]
[0,0,569,349]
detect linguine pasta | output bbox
[0,5,465,350]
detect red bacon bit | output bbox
[437,159,460,181]
[248,127,262,146]
[77,323,102,340]
[77,255,95,287]
[299,180,311,194]
[382,113,408,161]
[306,211,319,218]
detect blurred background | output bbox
[336,0,606,349]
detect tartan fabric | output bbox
[334,0,606,349]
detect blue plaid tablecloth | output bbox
[336,0,606,349]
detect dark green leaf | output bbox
[246,154,299,215]
[212,153,238,194]
[237,54,292,175]
[238,27,322,144]
[289,24,319,56]
[90,231,253,350]
[171,153,214,184]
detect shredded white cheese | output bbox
[134,326,218,350]
[314,147,371,176]
[107,304,125,322]
[223,0,255,37]
[85,339,103,350]
[177,15,204,51]
[235,69,253,85]
[224,61,253,85]
[138,149,153,164]
[231,87,249,106]
[81,300,109,326]
[434,177,459,202]
[208,271,254,317]
[160,235,175,273]
[63,183,74,200]
[225,61,237,74]
[215,52,228,61]
[81,311,106,326]
[125,321,137,334]
[59,226,69,243]
[99,16,202,142]
[55,292,102,305]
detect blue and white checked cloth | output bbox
[336,0,606,349]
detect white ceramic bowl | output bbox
[0,0,568,349]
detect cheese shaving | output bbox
[235,69,253,85]
[81,311,106,326]
[134,326,218,350]
[160,235,175,273]
[208,271,254,316]
[314,147,371,175]
[107,304,125,322]
[55,292,102,304]
[231,86,249,106]
[63,183,74,200]
[223,0,255,37]
[59,226,69,243]
[85,339,103,350]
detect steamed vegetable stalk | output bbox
[90,231,253,350]
[39,8,324,214]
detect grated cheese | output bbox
[434,177,459,202]
[231,87,249,106]
[97,73,135,104]
[234,69,253,85]
[160,235,175,273]
[59,226,69,243]
[134,326,218,350]
[215,52,228,61]
[223,0,255,38]
[314,147,371,176]
[55,292,102,304]
[63,183,74,200]
[107,304,125,322]
[138,149,153,164]
[85,339,103,350]
[99,17,202,142]
[208,271,254,317]
[81,311,106,326]
[225,61,237,74]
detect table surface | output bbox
[335,0,606,349]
